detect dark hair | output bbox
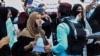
[72,4,85,27]
[0,3,1,7]
[1,0,3,2]
[0,7,8,22]
[24,0,28,7]
[72,4,83,17]
[80,0,84,3]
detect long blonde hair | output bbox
[20,12,44,38]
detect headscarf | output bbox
[72,4,84,17]
[17,12,28,30]
[0,7,8,22]
[20,12,44,38]
[18,12,28,24]
[6,7,19,22]
[0,7,8,39]
[72,4,85,27]
[72,4,92,34]
[88,6,100,32]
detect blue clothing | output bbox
[32,7,44,14]
[87,8,95,19]
[51,18,86,56]
[51,23,70,56]
[27,0,33,5]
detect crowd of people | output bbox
[0,0,100,56]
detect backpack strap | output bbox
[62,17,78,39]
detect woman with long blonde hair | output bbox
[12,12,50,56]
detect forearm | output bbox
[0,41,3,48]
[51,23,69,53]
[0,36,9,48]
[24,44,32,51]
[51,42,68,53]
[24,41,35,51]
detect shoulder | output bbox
[18,36,34,41]
[58,22,69,28]
[57,22,70,33]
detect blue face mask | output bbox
[27,8,32,14]
[13,17,18,24]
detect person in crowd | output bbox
[71,4,92,56]
[80,0,84,3]
[71,4,85,28]
[24,0,34,15]
[6,6,20,39]
[87,6,100,56]
[23,0,33,14]
[0,0,5,7]
[12,12,51,56]
[49,12,57,33]
[6,7,19,24]
[45,2,71,56]
[38,3,46,11]
[49,12,58,46]
[45,2,88,56]
[88,6,100,33]
[0,7,11,56]
[41,12,52,39]
[86,0,97,19]
[32,6,52,39]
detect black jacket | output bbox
[0,7,10,56]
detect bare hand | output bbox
[44,44,51,53]
[42,14,52,22]
[14,29,20,37]
[24,41,36,51]
[29,41,36,47]
[84,29,89,37]
[0,36,9,48]
[77,13,82,19]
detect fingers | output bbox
[77,13,81,18]
[29,41,36,47]
[24,41,36,50]
[44,44,51,53]
[14,29,20,37]
[0,36,10,48]
[1,36,10,43]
